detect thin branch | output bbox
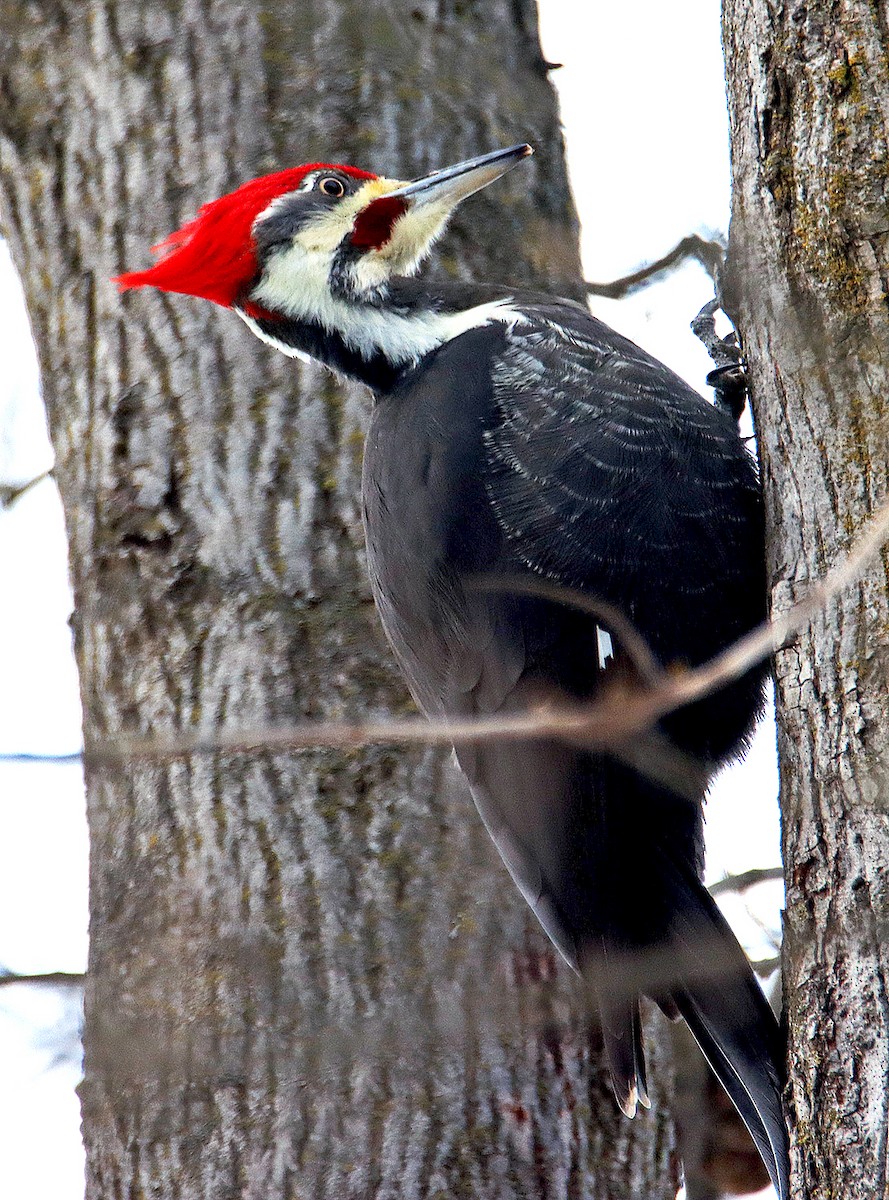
[0,752,83,764]
[0,469,53,510]
[89,492,889,768]
[667,490,889,710]
[744,904,782,956]
[0,969,85,989]
[96,706,599,762]
[751,956,781,980]
[583,235,726,300]
[470,574,663,686]
[709,867,784,897]
[611,729,708,801]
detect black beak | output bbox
[387,143,533,208]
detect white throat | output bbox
[249,241,523,367]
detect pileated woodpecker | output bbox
[117,143,788,1197]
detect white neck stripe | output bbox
[252,242,522,367]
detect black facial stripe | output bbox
[328,236,388,303]
[253,194,331,256]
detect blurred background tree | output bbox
[0,1,680,1196]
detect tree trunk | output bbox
[723,3,889,1197]
[0,2,678,1196]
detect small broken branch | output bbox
[0,968,85,989]
[709,867,784,897]
[470,573,662,686]
[0,752,83,764]
[584,234,726,300]
[0,469,53,510]
[751,956,781,980]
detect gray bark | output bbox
[0,1,679,1196]
[723,3,889,1197]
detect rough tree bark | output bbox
[0,2,679,1196]
[723,3,889,1197]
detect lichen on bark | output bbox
[723,2,889,1196]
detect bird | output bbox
[116,142,789,1197]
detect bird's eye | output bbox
[319,177,345,197]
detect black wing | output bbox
[484,302,766,735]
[361,309,785,1195]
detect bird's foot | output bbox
[691,299,748,423]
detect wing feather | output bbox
[361,310,783,1187]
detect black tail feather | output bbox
[666,876,789,1200]
[584,856,789,1198]
[676,985,788,1200]
[536,754,787,1193]
[597,989,649,1117]
[632,1002,650,1110]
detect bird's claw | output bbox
[692,300,749,423]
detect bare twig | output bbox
[0,470,53,510]
[470,574,663,686]
[668,491,889,709]
[0,752,83,764]
[751,956,781,980]
[89,493,889,767]
[0,969,85,989]
[709,867,784,897]
[584,235,726,300]
[95,706,603,763]
[611,730,708,801]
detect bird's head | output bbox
[115,144,533,321]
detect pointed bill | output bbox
[386,143,533,210]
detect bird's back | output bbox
[363,292,767,761]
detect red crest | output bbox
[114,163,376,308]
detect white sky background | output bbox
[0,2,780,1196]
